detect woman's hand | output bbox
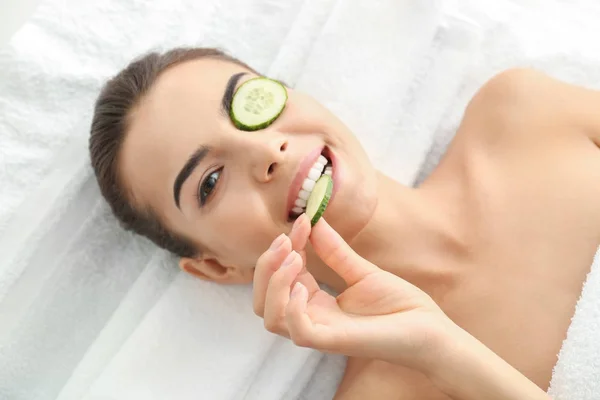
[253,214,452,372]
[254,215,552,400]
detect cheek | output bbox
[206,196,280,267]
[279,93,333,135]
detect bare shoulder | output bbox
[464,68,562,130]
[460,68,600,146]
[333,358,450,400]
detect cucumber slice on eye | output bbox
[306,175,333,226]
[230,77,288,131]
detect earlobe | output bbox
[179,257,252,284]
[179,257,227,281]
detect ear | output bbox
[179,257,254,284]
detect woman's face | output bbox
[120,57,378,282]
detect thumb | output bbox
[309,218,378,285]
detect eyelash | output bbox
[196,167,223,206]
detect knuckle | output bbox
[263,318,279,334]
[323,241,346,266]
[332,245,350,265]
[255,253,270,271]
[270,267,287,286]
[253,303,264,318]
[292,332,313,348]
[324,244,354,276]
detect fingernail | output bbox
[269,234,286,251]
[292,214,304,230]
[282,251,297,267]
[290,282,302,298]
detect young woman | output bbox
[89,47,600,399]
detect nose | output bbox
[248,135,288,183]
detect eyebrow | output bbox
[220,72,248,117]
[173,145,210,209]
[173,72,248,209]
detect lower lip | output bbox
[328,149,341,204]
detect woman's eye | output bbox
[198,169,222,206]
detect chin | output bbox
[305,121,377,240]
[322,152,378,243]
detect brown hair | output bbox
[89,47,256,258]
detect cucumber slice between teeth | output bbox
[230,77,287,131]
[305,175,333,226]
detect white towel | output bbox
[548,247,600,400]
[0,0,44,48]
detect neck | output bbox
[308,171,467,295]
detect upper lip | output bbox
[286,146,325,218]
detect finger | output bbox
[263,251,304,336]
[253,234,292,317]
[286,283,334,350]
[289,214,321,296]
[310,218,378,286]
[285,282,313,345]
[288,214,310,255]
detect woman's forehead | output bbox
[120,59,256,213]
[130,59,249,139]
[151,58,254,103]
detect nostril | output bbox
[280,142,287,152]
[268,164,276,176]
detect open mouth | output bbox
[288,147,333,221]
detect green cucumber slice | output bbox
[230,77,287,131]
[306,175,333,226]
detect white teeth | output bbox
[298,189,310,201]
[313,161,325,172]
[307,167,322,181]
[302,178,315,192]
[290,154,332,217]
[295,198,307,208]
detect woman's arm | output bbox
[424,321,550,400]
